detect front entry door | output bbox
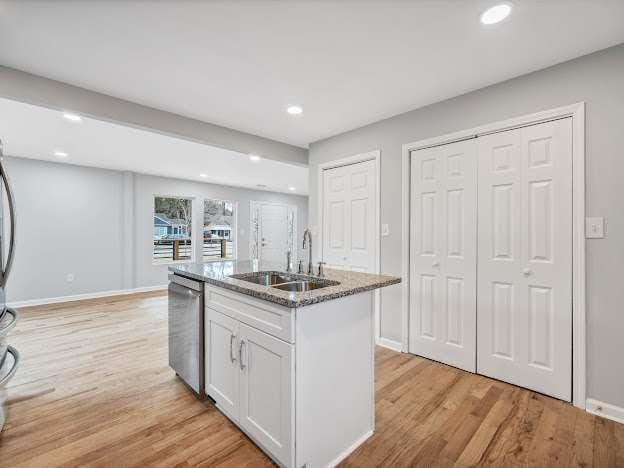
[322,159,376,272]
[409,139,477,372]
[251,202,297,265]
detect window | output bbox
[203,199,236,261]
[153,196,192,264]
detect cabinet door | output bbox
[205,308,240,420]
[238,323,294,466]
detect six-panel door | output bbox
[238,322,294,466]
[205,308,240,420]
[409,139,477,372]
[322,159,376,272]
[477,118,572,401]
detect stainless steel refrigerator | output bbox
[0,138,18,432]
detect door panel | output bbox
[239,323,293,466]
[259,204,289,264]
[322,160,376,272]
[477,118,572,401]
[205,308,239,420]
[409,139,477,372]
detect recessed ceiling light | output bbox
[200,173,207,178]
[249,154,261,162]
[63,112,83,122]
[288,187,296,191]
[286,105,303,115]
[54,150,68,158]
[480,3,512,25]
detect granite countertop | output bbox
[169,260,401,308]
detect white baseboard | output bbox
[586,399,624,425]
[328,429,373,467]
[377,337,404,352]
[7,284,168,308]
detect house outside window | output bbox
[204,199,236,261]
[153,196,192,264]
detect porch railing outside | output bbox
[153,238,234,263]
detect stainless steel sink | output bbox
[272,280,326,292]
[232,272,295,286]
[230,271,339,292]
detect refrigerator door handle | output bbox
[0,145,16,288]
[0,307,18,334]
[0,346,20,388]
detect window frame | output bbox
[152,194,195,265]
[202,198,238,263]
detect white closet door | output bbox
[322,160,376,272]
[477,118,572,401]
[409,139,477,372]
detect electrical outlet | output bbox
[585,217,605,239]
[66,273,75,282]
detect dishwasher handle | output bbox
[168,274,203,292]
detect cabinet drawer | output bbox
[205,285,294,343]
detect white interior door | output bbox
[251,202,296,265]
[477,118,572,401]
[205,308,240,420]
[322,159,376,272]
[409,140,477,372]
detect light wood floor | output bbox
[0,292,622,467]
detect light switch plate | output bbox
[381,224,390,237]
[585,217,605,238]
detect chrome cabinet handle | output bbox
[229,334,237,363]
[432,261,440,267]
[523,268,532,276]
[0,346,20,388]
[239,340,247,371]
[0,142,16,288]
[0,307,18,333]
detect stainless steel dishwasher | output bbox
[168,274,204,395]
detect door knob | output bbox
[523,268,532,276]
[432,261,440,267]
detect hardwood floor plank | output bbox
[0,292,622,467]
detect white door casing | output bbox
[205,308,240,420]
[477,118,572,401]
[409,139,477,372]
[250,202,297,265]
[322,159,376,272]
[239,322,294,465]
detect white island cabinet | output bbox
[204,283,376,468]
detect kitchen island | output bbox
[169,260,400,468]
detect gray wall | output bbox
[0,65,307,166]
[5,156,308,302]
[309,44,624,408]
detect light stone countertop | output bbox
[169,260,401,308]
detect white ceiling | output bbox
[0,2,624,147]
[0,98,308,195]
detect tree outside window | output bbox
[153,197,192,263]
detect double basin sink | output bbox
[230,271,339,292]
